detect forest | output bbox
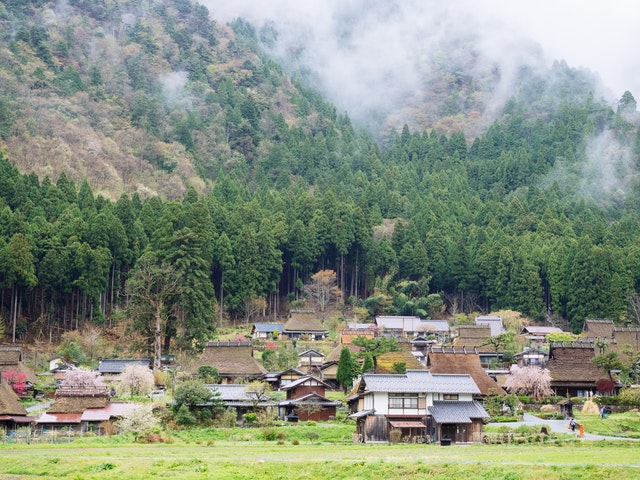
[0,0,640,351]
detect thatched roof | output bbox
[611,327,640,362]
[546,342,609,386]
[0,381,27,416]
[454,325,495,353]
[48,389,110,414]
[374,350,425,374]
[196,342,266,378]
[326,343,363,363]
[0,346,36,383]
[582,319,614,339]
[284,311,327,333]
[426,347,506,396]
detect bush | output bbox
[244,413,257,425]
[389,429,403,443]
[176,405,197,426]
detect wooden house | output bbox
[195,341,266,384]
[283,310,328,340]
[347,370,488,444]
[97,359,151,383]
[546,341,617,397]
[611,326,640,363]
[519,326,563,347]
[262,367,306,390]
[0,380,35,431]
[297,348,325,373]
[251,323,284,340]
[278,375,340,422]
[375,316,429,337]
[0,346,36,384]
[475,316,505,336]
[209,384,278,422]
[582,319,615,340]
[514,347,548,368]
[425,346,506,397]
[38,384,112,433]
[453,325,500,366]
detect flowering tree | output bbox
[2,370,27,396]
[504,365,553,400]
[59,368,106,388]
[120,364,155,397]
[117,404,158,442]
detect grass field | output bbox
[1,436,639,479]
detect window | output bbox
[443,394,459,401]
[388,393,418,409]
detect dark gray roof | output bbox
[97,359,150,374]
[361,370,479,394]
[280,375,331,391]
[428,400,489,424]
[278,392,341,407]
[207,384,277,407]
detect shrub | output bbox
[244,413,257,425]
[291,438,300,445]
[263,427,277,441]
[176,404,197,426]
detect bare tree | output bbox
[125,254,182,371]
[303,270,342,320]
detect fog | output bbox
[200,0,638,132]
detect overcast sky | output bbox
[200,0,639,113]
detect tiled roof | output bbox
[421,320,450,333]
[426,348,506,395]
[280,375,331,391]
[429,400,489,424]
[375,316,424,332]
[196,343,266,377]
[520,326,563,335]
[98,359,150,374]
[279,392,341,407]
[475,316,504,336]
[360,370,478,395]
[252,323,284,333]
[80,402,132,421]
[37,413,83,424]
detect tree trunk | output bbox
[154,302,163,371]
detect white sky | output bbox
[200,0,640,106]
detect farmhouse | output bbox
[283,310,328,340]
[251,323,284,340]
[0,380,35,431]
[278,375,340,422]
[426,346,506,397]
[195,341,266,384]
[347,370,488,444]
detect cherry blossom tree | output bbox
[504,365,553,400]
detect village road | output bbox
[489,412,637,441]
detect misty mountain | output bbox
[0,0,625,199]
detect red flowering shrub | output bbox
[2,370,28,396]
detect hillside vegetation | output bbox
[0,0,640,351]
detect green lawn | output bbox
[1,435,639,479]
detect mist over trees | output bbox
[0,0,639,354]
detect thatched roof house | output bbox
[374,350,425,373]
[0,379,34,429]
[426,347,506,396]
[454,325,493,351]
[195,341,266,383]
[0,346,36,383]
[283,310,328,340]
[611,327,640,363]
[582,319,614,339]
[546,341,615,397]
[48,386,111,414]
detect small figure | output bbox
[569,417,576,432]
[600,406,607,419]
